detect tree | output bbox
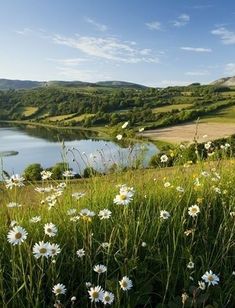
[24,163,43,181]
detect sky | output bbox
[0,0,235,87]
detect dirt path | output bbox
[141,122,235,143]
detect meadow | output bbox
[1,139,235,307]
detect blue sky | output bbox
[0,0,235,86]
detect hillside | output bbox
[211,76,235,87]
[0,78,146,90]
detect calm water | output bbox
[0,125,158,175]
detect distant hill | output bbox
[0,78,147,90]
[211,76,235,87]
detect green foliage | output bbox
[23,163,43,181]
[51,162,69,179]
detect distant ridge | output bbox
[0,78,147,90]
[211,76,235,87]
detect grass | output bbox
[20,107,38,117]
[45,114,77,122]
[65,113,95,122]
[200,105,235,123]
[1,143,235,307]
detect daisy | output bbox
[119,276,133,291]
[160,154,168,163]
[88,286,104,303]
[44,223,58,237]
[113,190,133,206]
[187,261,195,269]
[30,216,41,223]
[164,182,171,188]
[63,170,75,178]
[76,248,85,258]
[93,264,107,274]
[7,202,22,208]
[52,283,66,296]
[10,220,18,227]
[101,242,110,249]
[176,186,184,193]
[202,270,219,286]
[48,243,61,257]
[41,170,52,180]
[7,226,28,245]
[160,210,170,220]
[198,281,206,290]
[139,127,145,132]
[67,208,77,216]
[86,282,92,288]
[102,291,115,305]
[116,134,122,140]
[5,174,25,189]
[122,121,129,129]
[141,242,147,247]
[98,209,112,220]
[72,192,86,200]
[33,241,50,259]
[188,205,200,217]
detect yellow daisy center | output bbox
[15,232,22,239]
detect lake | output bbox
[0,125,158,176]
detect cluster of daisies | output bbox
[113,184,135,206]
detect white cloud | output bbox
[145,21,161,30]
[48,58,88,66]
[185,70,210,76]
[211,27,235,44]
[53,34,159,64]
[173,14,190,27]
[85,17,108,32]
[180,46,212,52]
[15,28,33,36]
[225,63,235,75]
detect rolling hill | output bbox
[211,76,235,87]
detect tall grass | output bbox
[0,145,235,307]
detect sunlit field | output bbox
[1,139,235,308]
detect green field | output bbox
[201,105,235,123]
[152,103,192,113]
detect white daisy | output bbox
[202,270,219,286]
[102,291,115,305]
[52,283,66,296]
[7,226,28,245]
[33,241,50,259]
[113,191,133,206]
[44,223,58,237]
[160,154,168,163]
[164,182,171,188]
[160,210,170,220]
[76,249,85,258]
[187,261,195,269]
[93,264,107,274]
[88,286,104,303]
[198,281,206,290]
[98,209,112,220]
[122,121,129,129]
[5,174,25,189]
[176,186,184,193]
[188,205,200,217]
[7,202,22,208]
[30,216,41,223]
[48,243,61,257]
[41,170,52,180]
[116,134,122,140]
[63,170,75,178]
[119,276,133,291]
[72,192,86,200]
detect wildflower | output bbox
[160,154,168,163]
[201,171,210,177]
[114,187,134,206]
[198,281,206,290]
[102,291,115,305]
[88,286,104,303]
[10,220,18,227]
[139,127,144,132]
[116,134,122,140]
[188,205,200,217]
[30,216,41,223]
[44,223,58,237]
[119,276,133,291]
[164,182,171,188]
[86,282,92,288]
[202,270,219,286]
[33,241,50,259]
[187,261,195,269]
[98,209,112,220]
[160,210,170,220]
[5,174,25,189]
[93,264,107,274]
[76,249,85,258]
[70,216,80,222]
[181,292,189,304]
[176,186,184,193]
[71,296,76,302]
[72,192,85,200]
[41,170,52,180]
[63,170,75,178]
[80,209,95,222]
[49,243,61,257]
[7,202,22,208]
[122,121,129,129]
[101,242,110,249]
[141,242,147,247]
[7,226,28,245]
[184,229,193,236]
[67,208,77,216]
[204,141,212,150]
[52,283,66,296]
[230,212,235,217]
